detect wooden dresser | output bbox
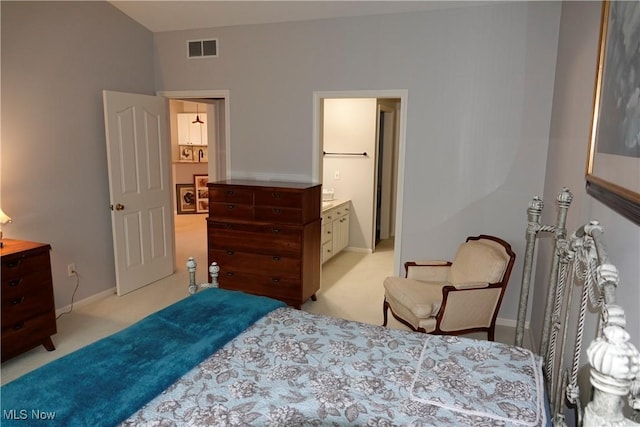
[1,239,56,362]
[207,180,321,308]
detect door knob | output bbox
[114,203,125,211]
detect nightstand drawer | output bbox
[2,284,54,324]
[1,311,56,359]
[2,269,53,300]
[1,251,50,281]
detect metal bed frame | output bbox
[517,188,639,426]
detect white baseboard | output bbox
[496,317,536,349]
[55,287,116,317]
[496,317,532,330]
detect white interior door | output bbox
[103,90,175,295]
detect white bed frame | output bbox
[193,188,639,426]
[516,188,639,426]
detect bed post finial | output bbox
[209,262,220,288]
[187,257,198,295]
[557,187,574,209]
[584,306,640,426]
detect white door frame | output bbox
[312,90,408,277]
[157,90,231,181]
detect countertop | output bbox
[322,199,349,213]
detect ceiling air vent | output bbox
[187,39,218,59]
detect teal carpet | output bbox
[0,288,284,426]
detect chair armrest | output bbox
[404,261,452,281]
[452,281,489,290]
[433,283,504,333]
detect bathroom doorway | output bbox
[313,90,407,278]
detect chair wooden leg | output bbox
[382,299,389,326]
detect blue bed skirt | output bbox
[0,288,284,426]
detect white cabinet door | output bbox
[333,213,350,253]
[322,240,333,263]
[321,202,350,263]
[177,113,207,145]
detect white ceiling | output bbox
[108,1,485,33]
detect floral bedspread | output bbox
[122,308,546,426]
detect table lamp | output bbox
[0,208,12,248]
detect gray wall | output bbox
[1,1,155,307]
[153,2,562,323]
[533,1,640,353]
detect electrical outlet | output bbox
[67,263,76,277]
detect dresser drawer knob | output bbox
[11,296,25,305]
[226,272,235,277]
[227,204,235,210]
[8,279,22,287]
[271,228,280,233]
[271,278,281,284]
[226,250,235,256]
[226,190,235,196]
[272,256,280,261]
[13,322,25,331]
[272,208,281,214]
[272,192,282,199]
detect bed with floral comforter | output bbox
[123,307,547,426]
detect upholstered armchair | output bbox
[382,235,515,341]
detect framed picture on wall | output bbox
[176,184,196,214]
[586,0,640,225]
[193,174,209,213]
[179,145,195,162]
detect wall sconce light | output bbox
[0,208,12,248]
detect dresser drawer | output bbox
[255,206,302,224]
[208,187,253,204]
[1,311,56,354]
[1,251,50,281]
[208,221,302,255]
[254,189,302,208]
[209,249,300,279]
[209,202,254,220]
[2,269,53,300]
[2,284,54,324]
[218,271,300,301]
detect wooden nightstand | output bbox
[1,239,57,362]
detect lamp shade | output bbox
[0,208,12,225]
